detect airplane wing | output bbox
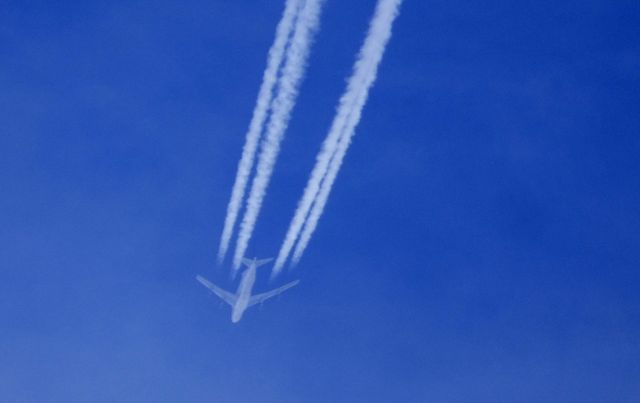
[196,275,236,306]
[248,280,300,307]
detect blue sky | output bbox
[1,0,639,401]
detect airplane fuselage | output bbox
[197,257,298,323]
[231,264,256,322]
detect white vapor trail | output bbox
[217,0,303,263]
[274,0,403,274]
[291,92,364,265]
[232,0,325,271]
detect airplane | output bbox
[196,257,299,323]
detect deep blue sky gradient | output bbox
[2,0,639,401]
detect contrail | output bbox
[291,94,363,266]
[273,89,364,274]
[232,0,325,271]
[274,0,403,274]
[217,0,303,263]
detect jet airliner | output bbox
[196,257,299,323]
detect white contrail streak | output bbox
[232,0,325,271]
[217,0,303,263]
[275,0,403,274]
[291,93,364,266]
[273,88,365,274]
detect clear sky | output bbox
[1,0,639,402]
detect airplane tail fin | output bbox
[241,257,273,268]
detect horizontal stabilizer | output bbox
[241,257,274,268]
